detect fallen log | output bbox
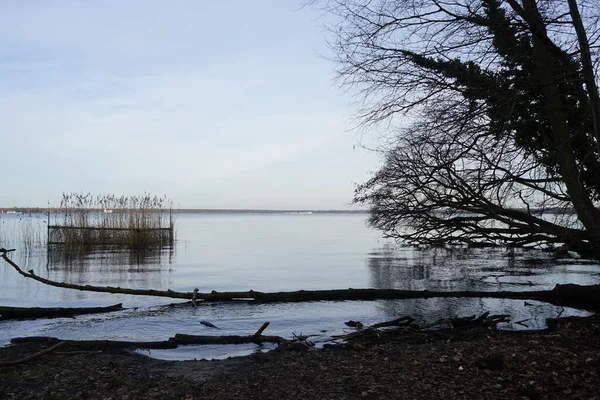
[1,251,190,300]
[0,303,124,320]
[2,249,600,311]
[10,336,177,350]
[172,321,286,345]
[9,332,285,350]
[172,333,286,345]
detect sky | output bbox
[0,1,381,210]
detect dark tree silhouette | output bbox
[320,0,600,255]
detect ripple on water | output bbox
[1,299,593,359]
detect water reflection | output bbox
[367,245,599,329]
[370,297,587,330]
[369,246,490,291]
[43,246,176,300]
[367,244,600,292]
[47,245,175,269]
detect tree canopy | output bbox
[321,0,600,255]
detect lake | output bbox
[1,212,599,360]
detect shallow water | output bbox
[0,212,598,360]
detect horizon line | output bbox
[0,207,368,214]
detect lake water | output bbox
[1,212,599,360]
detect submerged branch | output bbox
[10,321,286,350]
[10,336,177,350]
[2,249,599,311]
[1,250,189,300]
[0,304,124,320]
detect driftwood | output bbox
[10,322,285,351]
[418,313,510,330]
[172,333,286,345]
[2,249,600,311]
[1,250,190,300]
[336,313,513,342]
[173,321,286,345]
[8,332,286,351]
[0,341,66,367]
[11,336,177,350]
[0,304,124,320]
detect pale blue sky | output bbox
[0,1,380,209]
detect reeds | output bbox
[20,218,45,255]
[0,213,45,255]
[49,193,174,251]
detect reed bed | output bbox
[49,193,174,251]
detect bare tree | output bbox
[319,0,600,255]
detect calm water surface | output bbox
[1,213,598,359]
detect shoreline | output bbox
[1,314,598,399]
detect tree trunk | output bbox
[567,0,600,145]
[520,0,600,244]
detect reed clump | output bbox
[49,193,174,251]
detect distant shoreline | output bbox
[0,207,368,215]
[173,209,367,214]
